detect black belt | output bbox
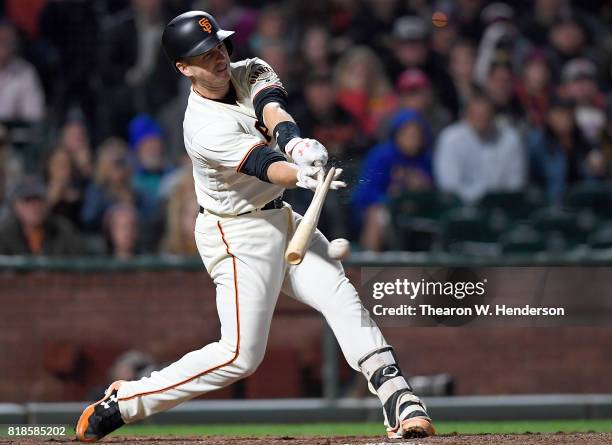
[199,196,284,216]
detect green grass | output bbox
[118,419,612,437]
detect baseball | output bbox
[328,238,350,260]
[432,11,448,28]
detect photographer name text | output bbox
[372,304,565,317]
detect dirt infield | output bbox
[2,433,612,444]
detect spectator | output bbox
[334,46,396,137]
[44,145,87,228]
[520,0,571,46]
[528,97,599,203]
[387,16,430,80]
[0,176,81,255]
[293,25,334,85]
[0,20,45,122]
[37,0,98,125]
[595,104,612,179]
[447,39,477,117]
[546,16,594,79]
[103,203,140,260]
[291,73,365,161]
[82,136,162,250]
[3,0,47,40]
[395,68,452,136]
[58,114,93,181]
[455,0,486,42]
[483,62,524,126]
[387,15,454,105]
[434,91,526,204]
[473,2,530,86]
[0,124,23,213]
[515,50,553,129]
[559,58,606,144]
[248,4,289,57]
[97,0,177,138]
[322,0,360,50]
[128,114,174,199]
[255,40,293,93]
[352,110,434,251]
[349,0,403,52]
[80,138,156,233]
[160,169,198,256]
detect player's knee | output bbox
[329,277,362,307]
[233,350,265,378]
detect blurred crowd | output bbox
[0,0,611,257]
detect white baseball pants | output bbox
[117,205,388,422]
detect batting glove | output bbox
[286,138,329,167]
[296,166,346,192]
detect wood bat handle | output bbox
[285,167,336,265]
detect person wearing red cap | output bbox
[395,68,451,136]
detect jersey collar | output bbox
[193,81,238,105]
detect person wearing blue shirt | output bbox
[352,109,433,251]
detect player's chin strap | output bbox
[358,346,429,431]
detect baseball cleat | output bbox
[387,416,436,439]
[75,380,126,442]
[386,392,435,439]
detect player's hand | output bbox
[296,166,346,191]
[286,138,328,167]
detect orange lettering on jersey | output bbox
[199,18,213,33]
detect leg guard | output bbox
[358,347,432,435]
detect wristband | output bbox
[273,121,301,153]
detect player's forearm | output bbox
[262,102,295,134]
[266,161,299,188]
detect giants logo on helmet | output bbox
[199,17,213,33]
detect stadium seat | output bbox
[389,191,461,251]
[530,207,595,249]
[500,225,546,254]
[566,182,612,218]
[478,188,545,222]
[588,223,612,250]
[441,207,503,254]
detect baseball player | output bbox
[76,11,434,442]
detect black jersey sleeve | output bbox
[238,144,287,182]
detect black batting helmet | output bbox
[161,11,234,67]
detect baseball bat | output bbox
[285,166,336,265]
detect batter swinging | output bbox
[75,11,434,442]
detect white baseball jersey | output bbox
[183,57,286,215]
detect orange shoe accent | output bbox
[387,416,435,439]
[75,381,124,442]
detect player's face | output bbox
[179,43,230,87]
